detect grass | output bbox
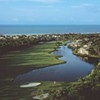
[0,41,63,68]
[0,41,64,80]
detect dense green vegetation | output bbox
[0,35,38,55]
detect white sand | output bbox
[20,82,41,88]
[32,93,49,99]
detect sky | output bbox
[0,0,100,25]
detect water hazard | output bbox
[14,46,96,83]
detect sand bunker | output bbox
[20,82,41,88]
[32,93,49,99]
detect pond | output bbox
[14,46,96,83]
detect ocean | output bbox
[0,25,100,35]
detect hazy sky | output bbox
[0,0,100,25]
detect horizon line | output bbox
[0,24,100,26]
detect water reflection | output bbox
[79,57,99,65]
